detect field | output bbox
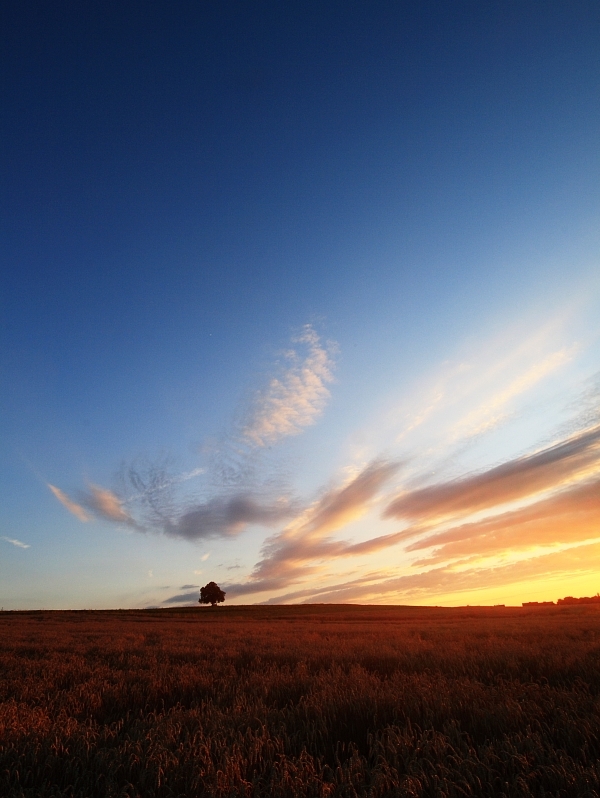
[2,604,600,797]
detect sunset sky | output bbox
[2,1,600,610]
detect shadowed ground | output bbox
[2,604,600,797]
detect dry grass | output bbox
[2,604,600,797]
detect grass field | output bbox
[2,604,600,797]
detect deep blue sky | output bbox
[2,2,600,609]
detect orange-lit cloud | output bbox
[384,424,600,524]
[48,484,90,522]
[51,482,142,529]
[259,537,600,606]
[84,484,139,527]
[298,459,401,538]
[226,460,400,596]
[225,419,600,602]
[407,477,600,565]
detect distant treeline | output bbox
[523,593,600,607]
[558,594,600,605]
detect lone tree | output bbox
[199,582,226,607]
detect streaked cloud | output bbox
[49,482,142,529]
[407,477,600,565]
[448,346,574,442]
[1,536,31,549]
[298,460,402,538]
[48,484,90,522]
[286,537,600,606]
[227,417,600,602]
[392,316,577,454]
[384,424,600,525]
[180,467,206,481]
[242,325,336,447]
[227,460,400,596]
[84,484,140,528]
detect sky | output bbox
[1,1,600,609]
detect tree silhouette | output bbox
[199,582,226,607]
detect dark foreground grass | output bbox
[2,604,600,797]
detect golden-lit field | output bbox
[2,604,600,797]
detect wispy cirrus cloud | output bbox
[50,479,295,542]
[84,484,140,528]
[447,346,574,442]
[392,317,576,454]
[1,536,31,549]
[49,473,296,544]
[242,325,336,447]
[48,482,139,528]
[48,484,90,522]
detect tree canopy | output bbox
[199,582,226,607]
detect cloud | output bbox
[384,424,600,525]
[300,460,402,538]
[84,484,141,528]
[303,538,600,606]
[225,421,600,604]
[51,482,142,528]
[242,325,336,447]
[242,422,600,605]
[1,536,31,549]
[48,484,90,522]
[252,532,600,606]
[163,591,199,604]
[201,552,211,561]
[180,467,206,481]
[406,477,600,565]
[46,314,598,608]
[227,460,401,597]
[447,346,574,442]
[165,495,295,540]
[390,316,577,457]
[45,324,334,548]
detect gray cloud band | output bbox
[163,495,295,540]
